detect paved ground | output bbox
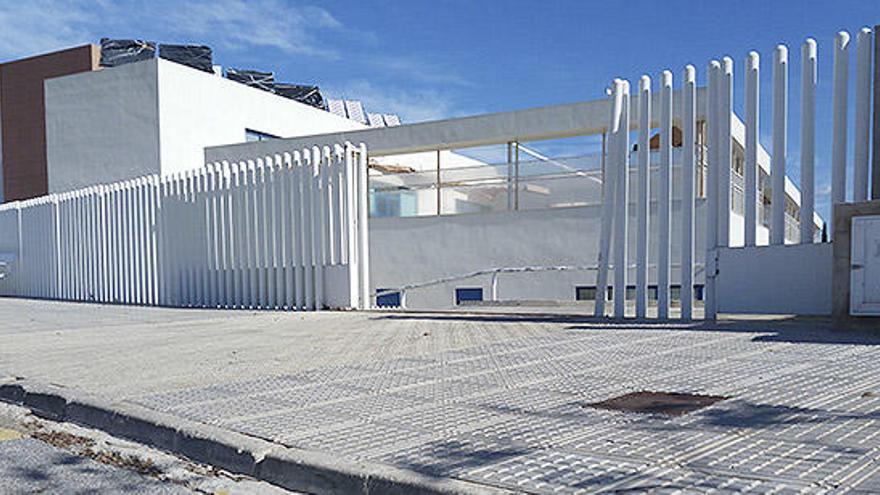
[0,401,293,494]
[2,298,880,493]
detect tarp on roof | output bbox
[226,68,274,91]
[100,38,156,67]
[271,83,326,110]
[158,44,213,73]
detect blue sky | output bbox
[0,0,876,219]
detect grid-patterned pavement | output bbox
[123,316,880,493]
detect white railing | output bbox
[0,142,370,311]
[595,26,875,321]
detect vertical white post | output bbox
[256,160,269,309]
[245,161,258,308]
[681,65,696,320]
[293,151,307,310]
[357,143,371,309]
[594,80,623,318]
[705,61,720,320]
[613,80,630,320]
[745,52,760,246]
[322,146,335,267]
[344,143,360,309]
[854,27,873,202]
[155,179,165,305]
[334,145,346,266]
[232,162,245,308]
[657,71,673,319]
[636,75,650,319]
[771,45,789,245]
[204,163,217,307]
[800,39,817,244]
[301,149,315,310]
[718,57,733,248]
[313,146,325,310]
[274,155,288,309]
[222,162,234,307]
[831,31,851,233]
[264,158,277,309]
[281,155,294,309]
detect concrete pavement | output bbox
[2,298,880,493]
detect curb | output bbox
[0,379,512,495]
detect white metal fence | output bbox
[0,142,370,311]
[595,26,876,321]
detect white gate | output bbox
[594,27,876,321]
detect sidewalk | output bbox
[2,298,880,493]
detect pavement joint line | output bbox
[0,377,515,495]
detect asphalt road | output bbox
[0,436,189,494]
[0,401,294,494]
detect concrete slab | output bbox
[1,298,880,493]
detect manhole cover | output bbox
[585,391,728,416]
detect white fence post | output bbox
[705,60,720,321]
[357,143,371,310]
[636,75,651,319]
[831,31,850,235]
[681,65,696,320]
[718,57,733,249]
[771,45,788,245]
[800,39,817,244]
[593,80,622,319]
[657,71,673,320]
[312,145,326,310]
[613,80,630,320]
[745,52,760,247]
[854,27,873,202]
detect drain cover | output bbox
[586,391,727,416]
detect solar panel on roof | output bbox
[383,114,401,126]
[344,100,367,124]
[367,113,386,127]
[326,99,346,118]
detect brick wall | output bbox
[0,44,99,201]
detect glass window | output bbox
[455,287,483,305]
[245,129,279,142]
[575,286,597,301]
[376,289,401,307]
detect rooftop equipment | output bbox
[367,113,386,127]
[271,83,326,110]
[327,99,346,118]
[226,68,275,91]
[158,44,213,73]
[99,38,156,67]
[344,100,367,124]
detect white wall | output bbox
[717,243,832,315]
[370,201,709,309]
[155,59,364,176]
[46,58,368,191]
[46,60,162,192]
